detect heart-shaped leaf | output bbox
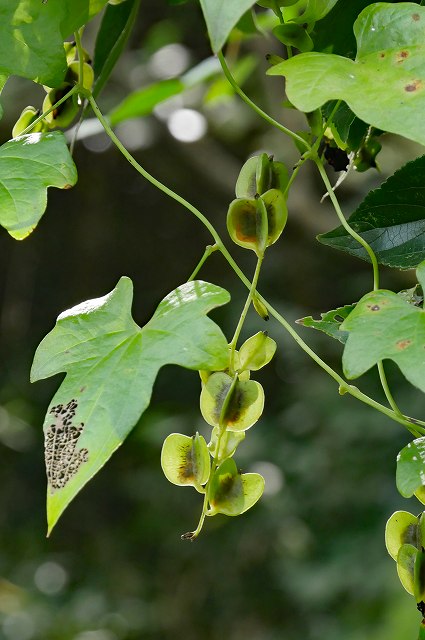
[0,132,77,240]
[268,3,425,146]
[340,261,425,393]
[208,458,264,516]
[318,156,425,270]
[31,278,230,534]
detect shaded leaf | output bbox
[318,156,425,269]
[108,58,220,125]
[340,261,425,393]
[198,0,257,53]
[297,303,356,343]
[31,278,230,533]
[93,0,140,99]
[238,331,277,370]
[311,0,376,58]
[268,4,425,146]
[0,132,77,240]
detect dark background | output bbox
[0,2,423,639]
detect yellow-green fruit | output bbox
[12,106,45,138]
[67,61,94,91]
[42,88,79,129]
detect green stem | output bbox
[181,488,209,541]
[229,255,263,371]
[217,51,310,152]
[312,100,341,154]
[187,244,218,281]
[315,156,406,417]
[90,93,425,436]
[315,158,380,291]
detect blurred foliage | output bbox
[0,1,424,639]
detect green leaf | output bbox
[397,544,417,596]
[296,303,356,344]
[311,0,376,58]
[161,433,210,490]
[0,75,8,122]
[198,0,257,53]
[318,156,425,269]
[208,458,265,516]
[273,24,314,53]
[397,438,425,498]
[0,1,108,86]
[268,4,425,146]
[208,427,245,461]
[385,511,420,561]
[31,278,230,534]
[0,132,77,240]
[200,372,264,432]
[93,0,140,99]
[108,57,221,125]
[340,261,425,393]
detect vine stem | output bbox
[217,51,310,151]
[187,244,218,281]
[88,93,425,437]
[229,255,263,371]
[315,157,406,418]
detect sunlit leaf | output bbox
[31,278,230,534]
[340,261,425,392]
[0,132,77,240]
[397,438,425,498]
[268,4,425,146]
[238,332,277,371]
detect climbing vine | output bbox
[2,0,425,635]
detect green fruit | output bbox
[200,372,264,432]
[12,106,45,138]
[208,458,265,516]
[42,87,79,129]
[67,61,94,91]
[239,331,277,371]
[161,432,210,491]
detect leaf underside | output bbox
[31,278,230,534]
[297,303,356,343]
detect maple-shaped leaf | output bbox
[31,278,230,534]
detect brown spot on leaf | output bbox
[367,304,381,311]
[396,339,412,350]
[413,13,420,21]
[379,52,386,59]
[396,50,409,63]
[63,184,73,190]
[405,80,423,92]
